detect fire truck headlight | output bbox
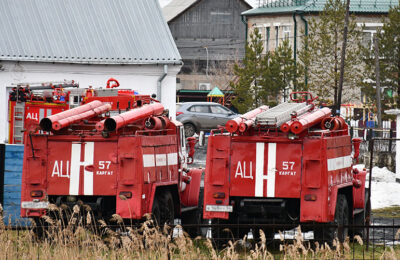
[30,190,43,198]
[304,194,317,201]
[119,191,132,199]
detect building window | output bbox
[283,26,290,41]
[265,27,270,51]
[275,26,279,49]
[362,29,377,51]
[357,23,383,51]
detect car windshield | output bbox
[210,105,231,114]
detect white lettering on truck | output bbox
[51,160,70,178]
[234,161,253,179]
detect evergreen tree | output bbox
[298,0,364,106]
[361,3,400,117]
[270,40,297,103]
[230,28,265,113]
[230,31,297,113]
[380,4,400,106]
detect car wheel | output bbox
[184,123,196,137]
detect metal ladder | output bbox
[256,102,307,127]
[13,103,25,143]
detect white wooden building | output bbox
[0,0,182,142]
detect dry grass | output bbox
[0,203,399,259]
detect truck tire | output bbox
[151,196,161,226]
[184,123,196,137]
[32,217,47,240]
[181,188,203,237]
[159,191,174,225]
[315,194,349,243]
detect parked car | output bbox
[176,102,238,136]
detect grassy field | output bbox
[372,206,400,218]
[1,205,399,259]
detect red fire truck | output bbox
[203,92,367,242]
[20,80,202,233]
[8,81,77,144]
[8,78,151,144]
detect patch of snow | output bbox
[354,164,400,209]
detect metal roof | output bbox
[163,0,253,22]
[163,0,198,22]
[243,0,396,16]
[0,0,182,65]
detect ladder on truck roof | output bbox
[11,80,79,90]
[256,102,307,127]
[12,103,25,144]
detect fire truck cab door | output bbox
[230,141,302,198]
[47,141,118,196]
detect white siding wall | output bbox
[0,61,181,142]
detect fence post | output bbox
[389,129,393,153]
[366,138,374,251]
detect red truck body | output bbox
[20,80,202,225]
[203,93,367,240]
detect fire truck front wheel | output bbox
[314,194,349,243]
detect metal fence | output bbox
[349,120,396,154]
[6,220,399,259]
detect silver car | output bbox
[176,102,238,136]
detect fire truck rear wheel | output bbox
[184,123,196,137]
[151,197,161,226]
[315,194,349,244]
[350,188,369,239]
[159,191,175,225]
[32,217,48,240]
[152,191,174,226]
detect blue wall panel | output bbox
[3,144,30,227]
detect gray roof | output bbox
[163,0,253,22]
[0,0,182,65]
[163,0,198,22]
[243,0,395,16]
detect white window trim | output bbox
[357,22,384,27]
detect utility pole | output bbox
[336,0,350,116]
[204,46,209,78]
[374,35,382,128]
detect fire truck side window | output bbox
[189,105,210,113]
[180,126,186,148]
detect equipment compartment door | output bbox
[230,142,302,198]
[47,141,118,196]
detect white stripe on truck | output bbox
[255,142,265,197]
[267,143,277,197]
[255,142,277,197]
[143,154,155,167]
[69,143,81,195]
[83,142,94,195]
[327,155,352,171]
[69,142,94,195]
[143,153,178,167]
